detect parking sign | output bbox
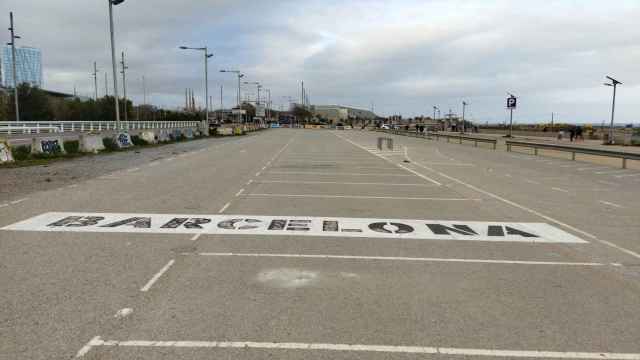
[507,96,517,109]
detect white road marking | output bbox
[595,170,628,175]
[577,166,608,171]
[524,179,540,185]
[0,203,9,208]
[126,167,140,173]
[67,184,79,189]
[597,180,619,186]
[164,157,175,162]
[421,162,475,166]
[334,133,442,185]
[191,252,605,267]
[190,233,202,241]
[235,188,245,197]
[266,171,414,177]
[246,179,253,185]
[599,200,623,209]
[615,173,640,178]
[398,147,640,260]
[75,336,102,358]
[148,162,159,167]
[4,212,586,243]
[560,164,582,168]
[10,198,28,205]
[76,337,640,359]
[505,174,512,178]
[140,259,175,292]
[255,171,261,177]
[244,193,480,201]
[551,187,569,193]
[252,180,438,187]
[114,308,133,319]
[218,202,231,213]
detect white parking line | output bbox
[597,180,619,186]
[140,259,175,292]
[595,170,628,175]
[190,252,605,267]
[252,180,438,187]
[599,200,624,209]
[235,189,245,197]
[266,171,414,177]
[551,187,569,193]
[577,167,608,171]
[243,193,480,201]
[9,198,28,205]
[218,202,231,213]
[614,173,640,178]
[524,179,540,185]
[126,167,140,173]
[190,233,202,241]
[76,337,640,359]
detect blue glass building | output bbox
[1,46,43,88]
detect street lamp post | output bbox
[92,62,99,101]
[180,46,213,135]
[604,76,622,145]
[107,0,125,128]
[220,70,244,123]
[462,101,468,133]
[8,12,21,122]
[120,52,128,122]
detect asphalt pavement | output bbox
[2,129,640,360]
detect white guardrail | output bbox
[0,121,200,135]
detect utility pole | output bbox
[104,72,108,97]
[8,12,21,121]
[92,62,99,100]
[604,76,622,145]
[551,112,554,130]
[142,75,147,120]
[107,0,123,127]
[120,51,128,122]
[462,101,468,133]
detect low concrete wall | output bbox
[115,133,133,149]
[31,137,66,155]
[80,134,106,153]
[0,142,13,163]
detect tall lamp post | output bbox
[120,52,128,122]
[461,101,468,133]
[220,70,244,123]
[180,46,213,135]
[8,12,21,122]
[604,76,622,145]
[107,0,125,128]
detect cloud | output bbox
[2,0,639,123]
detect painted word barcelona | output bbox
[2,212,586,243]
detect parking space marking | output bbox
[190,252,605,267]
[252,180,439,187]
[140,259,175,292]
[218,202,231,213]
[10,198,28,205]
[76,337,640,359]
[599,200,623,209]
[235,188,245,196]
[266,171,413,176]
[243,193,480,201]
[524,179,540,185]
[614,173,640,178]
[595,170,628,175]
[551,187,569,193]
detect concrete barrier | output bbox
[0,141,14,163]
[234,127,243,135]
[115,133,133,149]
[79,134,106,153]
[183,128,194,139]
[157,130,170,142]
[140,131,157,144]
[31,137,66,155]
[218,128,233,136]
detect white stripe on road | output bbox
[252,180,439,187]
[76,337,640,359]
[524,179,541,185]
[266,171,414,177]
[126,167,140,173]
[190,252,606,267]
[577,167,608,171]
[551,187,569,193]
[595,170,628,175]
[614,173,640,178]
[599,200,624,209]
[243,193,480,201]
[10,198,28,205]
[597,180,619,186]
[140,259,175,292]
[218,202,231,213]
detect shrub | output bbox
[64,140,80,154]
[11,145,31,161]
[102,137,119,151]
[131,135,148,146]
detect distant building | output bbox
[1,46,43,88]
[311,105,377,124]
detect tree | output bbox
[292,105,311,123]
[7,83,53,121]
[0,91,8,121]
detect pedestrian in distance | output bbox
[569,127,575,142]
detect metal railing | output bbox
[377,129,497,149]
[0,121,200,135]
[506,140,640,169]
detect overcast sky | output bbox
[2,0,639,124]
